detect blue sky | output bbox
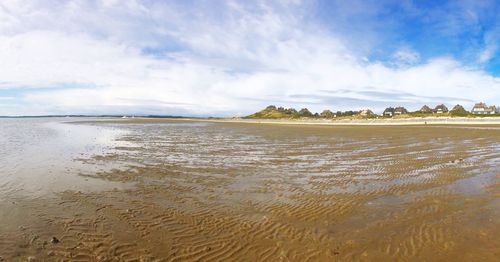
[0,0,499,116]
[314,0,500,73]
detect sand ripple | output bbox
[1,122,499,261]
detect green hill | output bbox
[245,105,298,119]
[245,105,379,119]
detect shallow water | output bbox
[0,118,131,199]
[0,118,499,261]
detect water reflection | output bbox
[0,118,131,199]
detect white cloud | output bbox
[478,28,500,63]
[479,45,497,63]
[0,0,499,116]
[392,47,420,65]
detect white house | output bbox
[471,102,497,115]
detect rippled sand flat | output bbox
[0,119,499,261]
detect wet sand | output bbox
[1,118,499,261]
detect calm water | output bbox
[0,118,129,199]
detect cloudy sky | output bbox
[1,0,499,116]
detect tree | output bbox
[298,108,313,117]
[320,109,335,118]
[343,110,358,116]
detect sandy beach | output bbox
[224,116,500,125]
[78,116,500,126]
[0,118,499,261]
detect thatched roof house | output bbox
[452,104,466,111]
[420,105,432,113]
[359,109,374,116]
[383,107,395,116]
[434,104,448,114]
[471,102,497,115]
[450,104,469,116]
[394,106,408,115]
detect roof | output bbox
[359,109,374,115]
[394,106,408,113]
[472,102,487,109]
[420,105,432,112]
[471,102,496,112]
[434,104,448,111]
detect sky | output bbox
[0,0,499,116]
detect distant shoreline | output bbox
[71,116,500,126]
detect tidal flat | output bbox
[0,118,499,261]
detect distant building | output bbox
[451,104,467,112]
[433,104,448,114]
[420,105,432,113]
[359,109,374,116]
[383,107,395,117]
[394,106,408,115]
[471,102,497,115]
[450,104,469,116]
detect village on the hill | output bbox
[246,102,499,119]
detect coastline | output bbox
[72,116,500,126]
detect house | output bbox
[359,109,374,116]
[420,105,432,113]
[450,104,469,116]
[394,106,408,115]
[471,102,497,115]
[433,104,448,114]
[383,107,395,117]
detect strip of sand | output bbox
[74,116,500,126]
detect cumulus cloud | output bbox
[0,0,499,116]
